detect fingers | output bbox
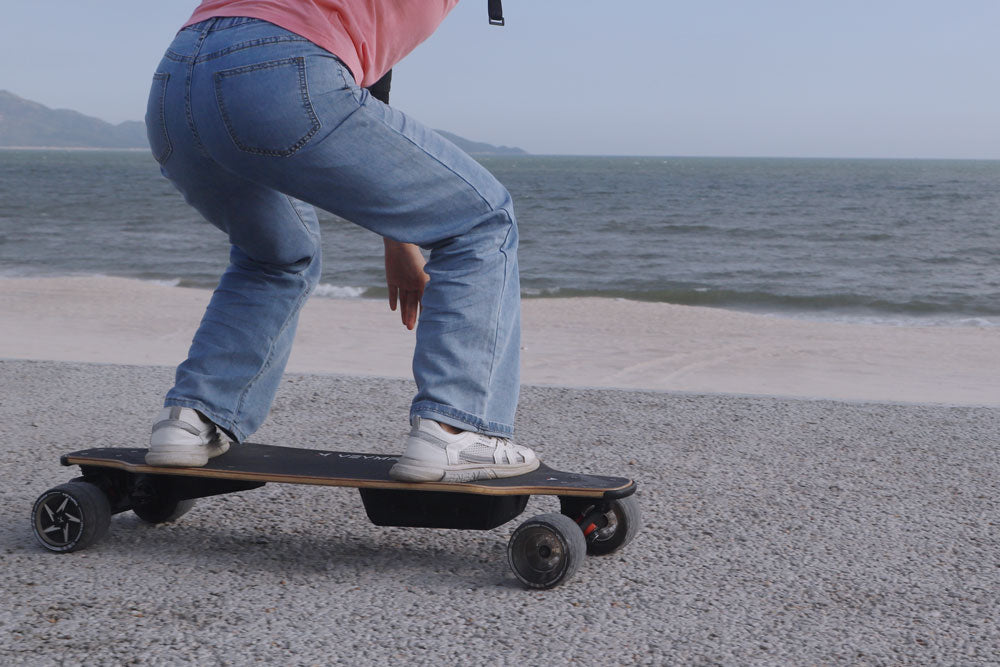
[388,283,424,330]
[399,289,419,330]
[384,239,427,330]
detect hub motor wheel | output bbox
[130,476,196,524]
[132,497,196,524]
[32,481,112,553]
[507,512,586,589]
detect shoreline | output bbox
[4,272,996,330]
[3,275,998,407]
[0,145,148,151]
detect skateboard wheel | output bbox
[32,481,111,553]
[132,498,196,524]
[507,512,586,589]
[560,494,641,557]
[129,475,196,524]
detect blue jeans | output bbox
[145,18,520,441]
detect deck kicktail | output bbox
[32,443,639,589]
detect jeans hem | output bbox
[410,401,514,438]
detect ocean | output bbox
[2,149,998,326]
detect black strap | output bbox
[367,69,392,104]
[488,0,504,26]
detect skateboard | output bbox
[32,443,639,589]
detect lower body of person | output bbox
[143,17,537,481]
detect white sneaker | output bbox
[146,407,230,467]
[389,417,539,482]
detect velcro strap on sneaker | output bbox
[494,442,522,465]
[152,419,205,437]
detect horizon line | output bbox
[2,145,1000,162]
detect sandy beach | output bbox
[2,276,998,406]
[2,276,998,663]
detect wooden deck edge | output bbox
[64,455,633,498]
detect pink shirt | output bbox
[185,0,460,87]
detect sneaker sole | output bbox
[389,458,540,483]
[145,441,230,468]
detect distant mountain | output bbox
[0,90,527,155]
[435,130,528,156]
[0,91,147,148]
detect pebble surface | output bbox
[2,359,998,664]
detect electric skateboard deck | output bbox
[32,443,640,589]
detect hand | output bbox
[383,239,429,330]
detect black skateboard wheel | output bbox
[560,494,641,556]
[32,480,111,553]
[507,512,586,589]
[132,498,196,524]
[129,475,197,524]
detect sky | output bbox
[3,0,1000,158]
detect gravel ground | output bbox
[1,358,998,665]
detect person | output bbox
[144,0,538,483]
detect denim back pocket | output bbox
[214,57,320,157]
[145,72,172,164]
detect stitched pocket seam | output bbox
[214,57,320,157]
[149,72,172,164]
